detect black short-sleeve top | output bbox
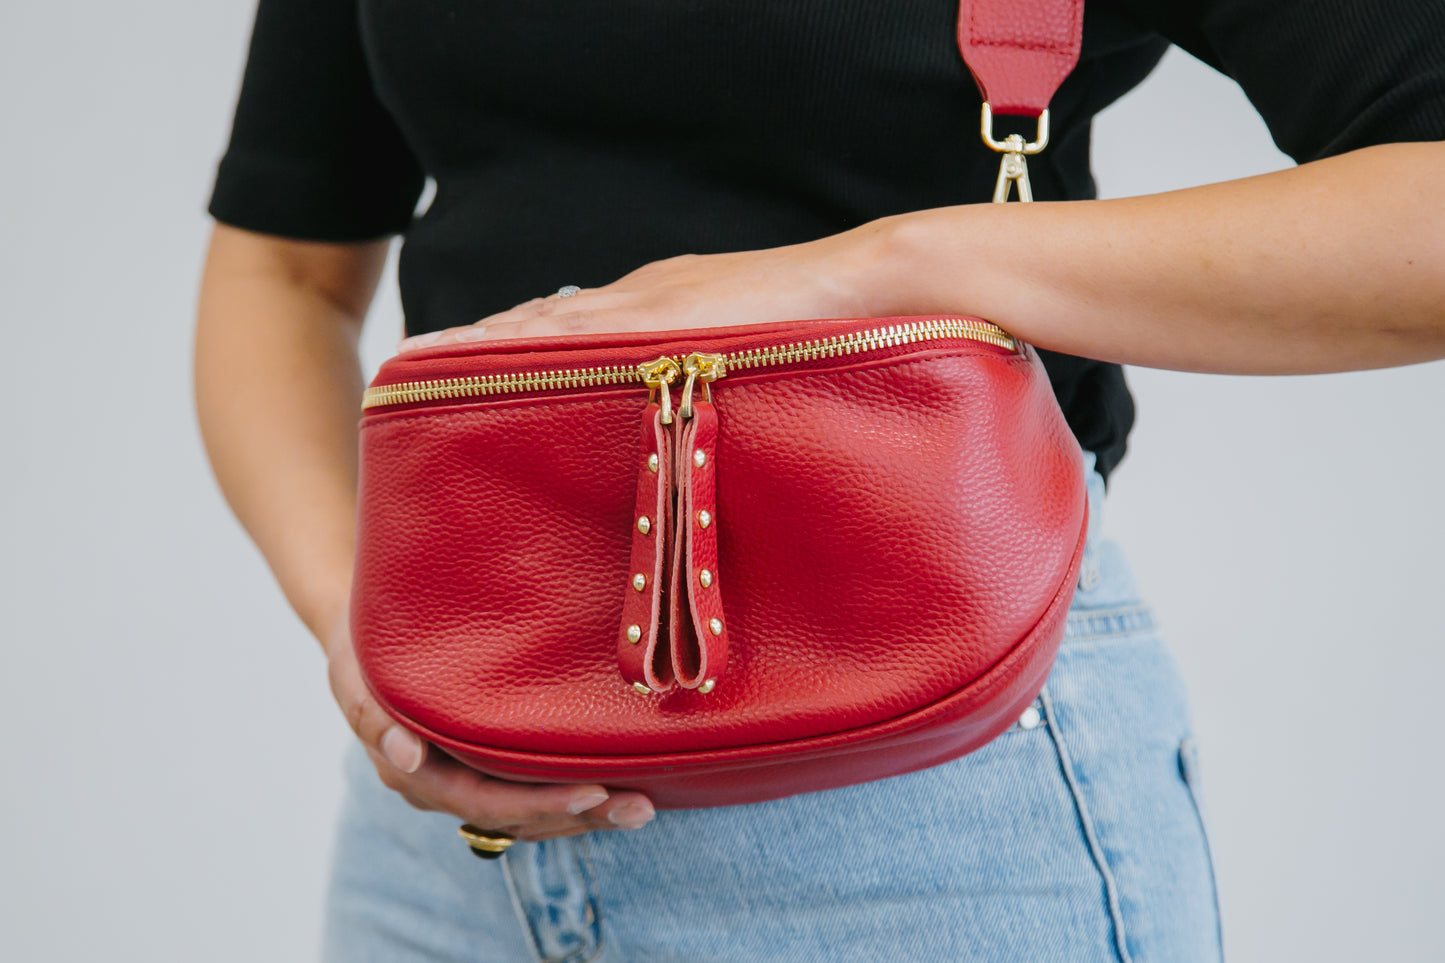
[208,0,1445,482]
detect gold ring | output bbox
[458,823,517,860]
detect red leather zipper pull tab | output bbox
[667,396,729,692]
[619,361,680,695]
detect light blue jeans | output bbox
[324,456,1223,962]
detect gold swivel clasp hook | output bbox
[980,103,1050,204]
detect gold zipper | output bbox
[362,363,643,409]
[362,317,1015,410]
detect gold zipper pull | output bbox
[678,352,727,420]
[638,356,682,424]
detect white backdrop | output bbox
[1,3,1441,960]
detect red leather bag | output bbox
[352,0,1089,809]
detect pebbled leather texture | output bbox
[956,0,1084,116]
[352,317,1088,808]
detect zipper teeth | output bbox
[722,318,1014,370]
[362,364,642,409]
[362,318,1015,409]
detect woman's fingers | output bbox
[395,290,583,351]
[388,748,655,831]
[379,725,425,773]
[326,622,427,773]
[361,745,655,840]
[328,612,657,836]
[329,640,422,773]
[392,254,715,352]
[396,291,622,352]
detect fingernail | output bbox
[397,331,443,351]
[567,791,609,815]
[453,326,491,343]
[608,802,655,830]
[381,726,423,773]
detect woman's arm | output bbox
[195,224,655,838]
[410,141,1445,374]
[196,225,380,641]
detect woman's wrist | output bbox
[272,558,354,658]
[305,574,354,658]
[833,207,991,321]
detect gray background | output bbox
[2,2,1441,960]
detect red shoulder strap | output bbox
[957,0,1084,117]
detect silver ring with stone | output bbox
[556,285,582,298]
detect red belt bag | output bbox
[352,0,1089,809]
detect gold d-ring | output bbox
[979,103,1050,155]
[459,824,517,859]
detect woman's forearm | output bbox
[870,140,1445,374]
[195,224,389,644]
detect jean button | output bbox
[1018,705,1043,730]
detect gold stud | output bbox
[709,617,723,636]
[637,515,651,535]
[632,682,652,695]
[699,568,713,588]
[698,679,716,694]
[697,509,712,528]
[632,573,646,591]
[647,453,659,473]
[693,449,707,468]
[626,624,642,644]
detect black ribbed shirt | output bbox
[208,0,1445,481]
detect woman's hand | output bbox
[396,225,894,350]
[323,607,657,840]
